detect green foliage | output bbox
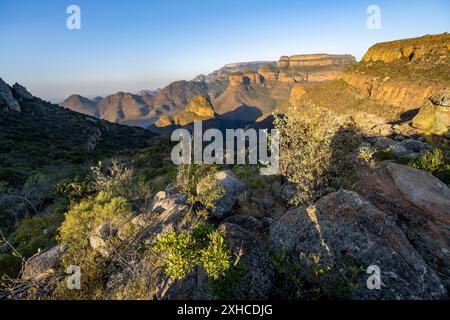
[176,164,224,209]
[54,176,93,203]
[11,212,63,258]
[210,262,246,299]
[58,191,132,254]
[269,247,365,300]
[154,223,231,281]
[0,253,22,278]
[410,149,450,184]
[274,105,363,205]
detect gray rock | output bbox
[12,83,33,100]
[196,170,245,219]
[149,192,188,214]
[354,161,450,290]
[385,163,450,224]
[22,244,66,280]
[0,78,21,112]
[389,139,431,158]
[218,222,273,299]
[223,215,264,233]
[375,137,396,150]
[270,190,447,299]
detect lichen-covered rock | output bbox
[196,170,246,219]
[22,244,66,280]
[270,190,447,299]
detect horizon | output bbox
[0,0,449,102]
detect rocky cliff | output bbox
[362,33,450,63]
[342,33,450,110]
[277,54,356,68]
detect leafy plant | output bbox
[154,223,231,281]
[410,148,450,184]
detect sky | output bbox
[0,0,449,102]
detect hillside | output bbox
[342,33,450,109]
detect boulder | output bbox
[218,222,273,299]
[354,162,450,289]
[375,137,396,150]
[389,139,431,158]
[412,88,450,138]
[0,78,21,112]
[384,163,450,224]
[22,244,66,280]
[270,190,447,299]
[196,170,246,219]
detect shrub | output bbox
[154,223,231,281]
[274,105,363,205]
[90,160,133,198]
[176,164,224,209]
[410,149,450,185]
[11,212,63,258]
[58,191,133,256]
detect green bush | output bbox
[11,212,63,258]
[154,223,231,281]
[410,149,450,185]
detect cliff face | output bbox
[259,54,356,84]
[277,54,356,68]
[342,33,450,110]
[341,72,441,110]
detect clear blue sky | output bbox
[0,0,448,102]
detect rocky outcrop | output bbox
[412,88,450,141]
[341,72,441,110]
[86,129,103,151]
[277,54,356,68]
[12,83,33,100]
[0,78,21,112]
[193,61,273,83]
[270,190,447,299]
[155,95,215,127]
[342,34,449,110]
[354,162,450,289]
[196,170,246,219]
[258,64,279,82]
[362,33,450,63]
